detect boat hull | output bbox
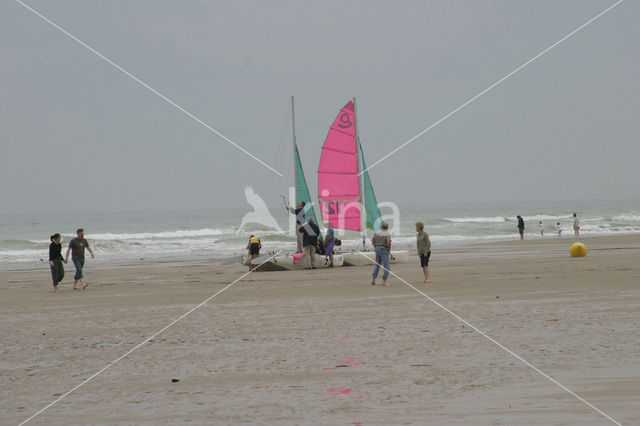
[341,250,409,266]
[246,253,344,271]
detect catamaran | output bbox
[318,98,408,266]
[245,97,344,271]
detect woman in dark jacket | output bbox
[49,233,65,292]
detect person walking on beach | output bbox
[285,200,306,252]
[65,228,95,289]
[300,217,320,269]
[416,222,431,283]
[556,222,562,236]
[49,233,66,292]
[371,222,391,286]
[323,221,336,268]
[517,215,525,240]
[573,213,580,237]
[247,235,261,260]
[538,221,544,237]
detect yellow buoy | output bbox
[570,242,587,257]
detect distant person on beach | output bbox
[371,222,391,286]
[416,222,431,283]
[284,200,306,252]
[323,221,335,268]
[49,233,65,292]
[573,213,580,237]
[65,228,94,289]
[538,221,544,237]
[300,217,320,269]
[556,222,562,236]
[247,235,261,259]
[517,215,525,240]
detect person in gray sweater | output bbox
[371,222,392,286]
[416,222,431,283]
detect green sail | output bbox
[360,147,382,230]
[294,144,318,223]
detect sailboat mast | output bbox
[291,95,298,205]
[353,97,366,250]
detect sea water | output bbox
[1,199,639,269]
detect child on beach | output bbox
[538,221,544,237]
[49,233,65,292]
[556,222,562,236]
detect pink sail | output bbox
[318,101,361,231]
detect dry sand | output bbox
[1,234,639,425]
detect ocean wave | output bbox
[443,216,507,223]
[443,213,598,224]
[4,204,640,266]
[68,228,234,241]
[612,214,640,222]
[524,214,575,221]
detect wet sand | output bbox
[1,234,639,425]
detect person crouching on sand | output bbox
[247,235,261,259]
[416,222,431,283]
[65,228,95,289]
[371,222,391,286]
[49,233,66,292]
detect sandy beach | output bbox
[1,234,639,425]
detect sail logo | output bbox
[337,112,353,129]
[236,186,283,235]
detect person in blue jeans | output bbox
[371,222,391,286]
[65,228,95,289]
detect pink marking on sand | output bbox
[327,387,362,399]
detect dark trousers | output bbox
[50,259,64,287]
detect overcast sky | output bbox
[1,0,638,215]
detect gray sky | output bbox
[1,0,638,215]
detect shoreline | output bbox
[2,232,639,273]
